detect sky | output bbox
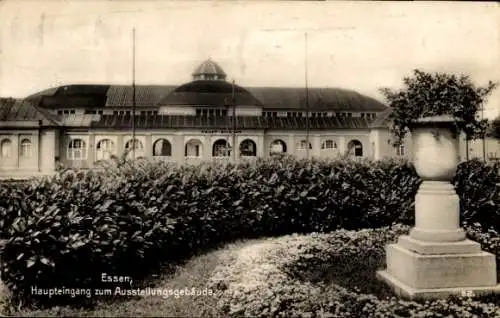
[0,0,499,118]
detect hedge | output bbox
[0,156,498,308]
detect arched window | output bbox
[67,139,87,160]
[185,139,203,157]
[153,139,172,156]
[296,140,312,150]
[347,139,363,157]
[270,139,287,154]
[321,139,337,150]
[20,139,33,158]
[96,139,116,161]
[0,139,12,158]
[240,139,257,156]
[396,144,405,156]
[213,139,231,157]
[125,139,144,151]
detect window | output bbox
[70,110,75,114]
[270,139,287,154]
[153,139,172,156]
[213,139,231,157]
[0,139,12,158]
[96,139,116,161]
[297,140,312,150]
[57,110,63,115]
[185,139,203,157]
[67,139,87,160]
[98,110,103,115]
[196,109,202,116]
[396,144,405,156]
[347,140,363,157]
[321,140,337,150]
[125,139,144,151]
[19,139,33,158]
[240,139,257,156]
[222,109,228,116]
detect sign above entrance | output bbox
[201,129,242,134]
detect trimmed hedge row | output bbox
[0,156,498,308]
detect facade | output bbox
[0,59,498,179]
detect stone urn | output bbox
[411,115,460,182]
[377,114,500,299]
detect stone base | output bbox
[377,240,500,299]
[397,235,481,255]
[377,270,500,299]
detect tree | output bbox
[489,115,500,140]
[380,69,497,146]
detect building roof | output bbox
[248,87,387,111]
[368,108,392,128]
[0,97,59,126]
[90,114,371,130]
[27,84,388,112]
[159,80,263,107]
[192,59,227,78]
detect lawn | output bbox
[0,241,253,317]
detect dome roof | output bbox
[159,80,263,107]
[192,59,227,80]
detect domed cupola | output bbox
[192,59,227,81]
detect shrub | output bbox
[453,159,500,230]
[0,156,498,308]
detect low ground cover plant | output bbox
[208,225,500,317]
[0,156,498,309]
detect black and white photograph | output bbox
[0,0,499,316]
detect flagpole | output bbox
[482,106,486,161]
[305,32,310,160]
[232,79,236,163]
[132,28,136,160]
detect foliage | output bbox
[453,159,500,230]
[0,156,498,308]
[208,225,500,317]
[489,115,500,140]
[380,69,497,145]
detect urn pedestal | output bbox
[377,116,500,299]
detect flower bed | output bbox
[208,225,500,317]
